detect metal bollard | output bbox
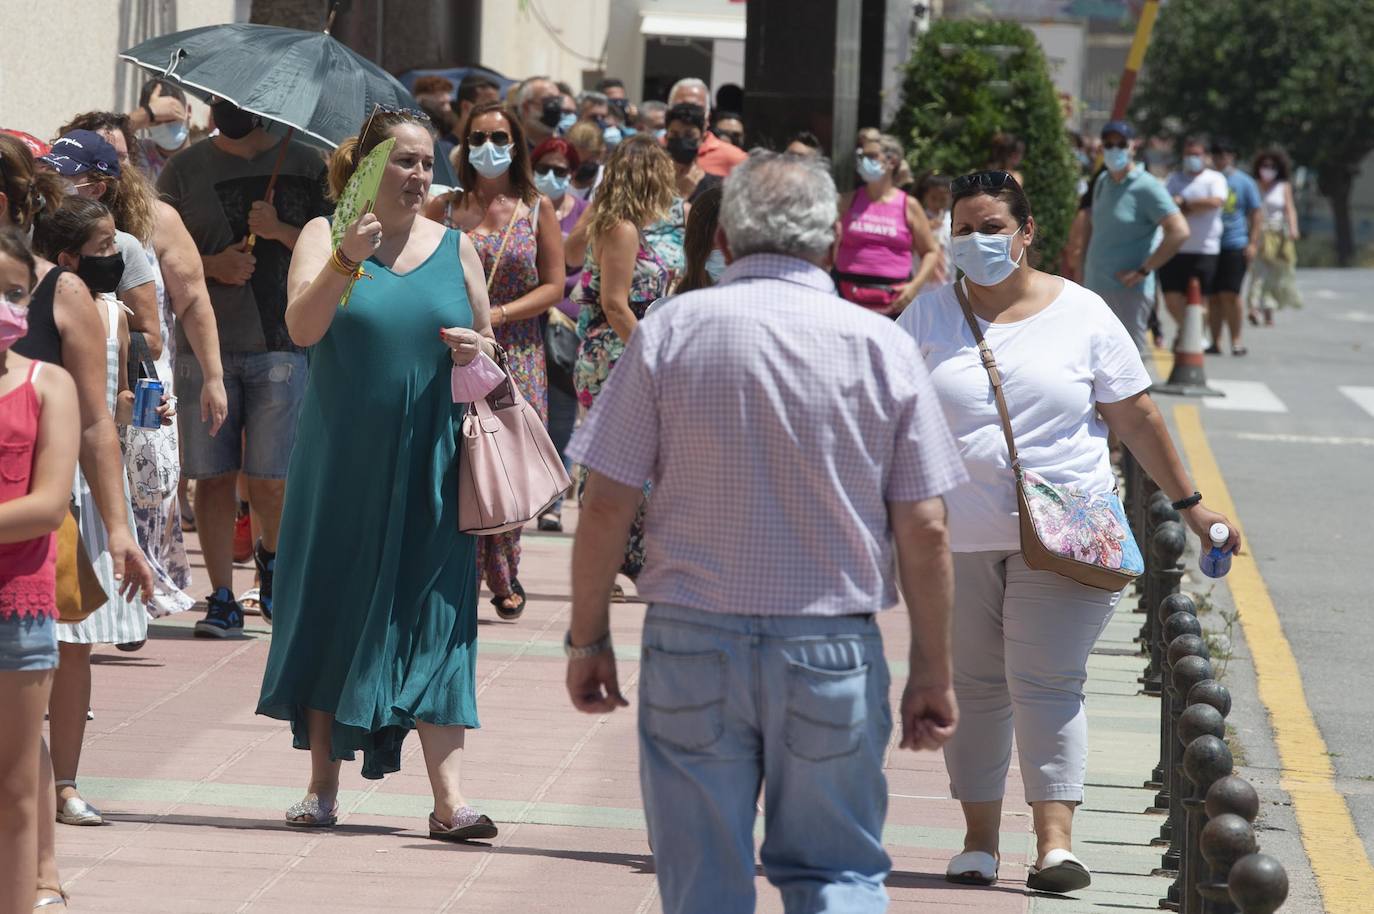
[1152,598,1201,795]
[1199,814,1257,912]
[1181,732,1233,914]
[1203,775,1264,912]
[1157,651,1214,907]
[1188,680,1233,720]
[1227,853,1289,914]
[1142,514,1186,695]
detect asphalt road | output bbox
[1159,267,1374,907]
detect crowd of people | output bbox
[0,62,1267,913]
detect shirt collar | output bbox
[717,253,835,293]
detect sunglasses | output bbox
[1102,140,1129,150]
[534,163,570,178]
[468,130,511,147]
[951,170,1014,194]
[374,104,430,121]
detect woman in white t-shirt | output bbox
[896,170,1238,895]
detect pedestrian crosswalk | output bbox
[1339,386,1374,419]
[1201,380,1289,413]
[1152,380,1374,420]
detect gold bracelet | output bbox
[497,304,508,326]
[328,247,361,278]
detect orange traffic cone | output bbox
[1155,277,1223,397]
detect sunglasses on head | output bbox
[372,103,430,122]
[951,170,1014,194]
[468,130,511,147]
[534,163,570,178]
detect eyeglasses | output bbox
[468,130,511,147]
[534,163,570,178]
[1,287,30,307]
[951,170,1014,194]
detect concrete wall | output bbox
[0,0,241,143]
[479,0,611,91]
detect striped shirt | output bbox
[567,253,967,616]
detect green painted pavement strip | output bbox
[78,776,1020,850]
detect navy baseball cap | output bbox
[39,130,121,178]
[1100,120,1135,141]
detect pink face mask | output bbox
[0,300,29,351]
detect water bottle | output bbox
[1199,523,1232,578]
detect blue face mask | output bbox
[654,128,666,142]
[1184,154,1205,174]
[557,112,577,135]
[951,225,1025,287]
[856,154,888,184]
[621,126,637,137]
[603,125,623,148]
[533,169,570,199]
[705,249,727,283]
[469,142,513,179]
[1103,147,1132,173]
[147,120,189,151]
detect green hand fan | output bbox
[331,137,395,249]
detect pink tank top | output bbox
[835,189,914,281]
[0,361,56,620]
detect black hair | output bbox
[596,77,625,93]
[1181,134,1209,152]
[787,131,821,150]
[138,77,186,107]
[678,183,723,294]
[951,171,1033,229]
[458,73,499,104]
[1251,147,1292,182]
[32,195,113,261]
[1211,136,1237,156]
[914,171,952,206]
[665,103,706,132]
[710,109,742,127]
[0,225,37,286]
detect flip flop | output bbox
[428,806,498,842]
[945,850,999,886]
[1027,849,1091,894]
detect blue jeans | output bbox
[639,604,893,914]
[176,350,307,479]
[545,383,577,514]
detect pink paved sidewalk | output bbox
[50,504,1036,913]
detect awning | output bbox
[640,11,746,41]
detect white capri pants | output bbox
[943,551,1120,805]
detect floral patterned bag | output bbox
[955,282,1142,592]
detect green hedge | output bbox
[887,19,1078,269]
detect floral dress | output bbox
[469,200,547,599]
[572,221,672,579]
[642,197,687,289]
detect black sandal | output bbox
[492,579,526,621]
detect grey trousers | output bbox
[943,551,1119,805]
[1099,286,1153,354]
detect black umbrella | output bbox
[119,21,456,185]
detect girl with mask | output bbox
[0,227,81,913]
[31,196,161,836]
[439,102,565,620]
[834,133,940,316]
[135,79,192,181]
[896,171,1237,895]
[530,137,589,533]
[1248,148,1302,323]
[2,140,152,860]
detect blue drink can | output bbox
[133,379,164,429]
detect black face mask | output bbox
[665,134,700,166]
[212,101,258,140]
[75,252,125,295]
[539,96,564,129]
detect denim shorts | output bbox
[0,614,59,671]
[177,349,308,480]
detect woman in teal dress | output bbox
[256,109,501,841]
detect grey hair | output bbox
[668,77,711,116]
[638,99,667,121]
[720,150,838,262]
[578,90,609,109]
[513,76,554,108]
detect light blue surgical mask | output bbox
[557,112,577,135]
[468,142,513,179]
[1184,154,1204,174]
[856,154,888,184]
[653,128,666,142]
[621,126,637,137]
[147,120,189,151]
[603,125,623,148]
[1103,147,1132,173]
[705,249,727,283]
[533,169,570,199]
[951,225,1025,287]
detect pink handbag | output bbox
[457,352,572,535]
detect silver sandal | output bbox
[54,781,103,826]
[428,806,498,842]
[285,795,338,828]
[35,882,68,908]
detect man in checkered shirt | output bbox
[564,150,969,913]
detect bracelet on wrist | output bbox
[141,103,156,124]
[1171,491,1202,511]
[563,630,612,660]
[328,247,362,278]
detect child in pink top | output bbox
[0,227,81,913]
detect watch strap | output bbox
[1171,491,1202,511]
[564,631,612,660]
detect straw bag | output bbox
[457,349,572,535]
[954,281,1143,592]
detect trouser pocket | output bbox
[784,659,870,762]
[641,646,728,752]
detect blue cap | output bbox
[1100,120,1135,141]
[39,130,121,178]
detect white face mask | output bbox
[147,120,189,151]
[950,225,1025,287]
[1258,166,1278,183]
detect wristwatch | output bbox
[141,102,157,124]
[564,630,612,659]
[1171,491,1202,511]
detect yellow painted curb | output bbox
[1173,404,1374,912]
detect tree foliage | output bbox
[1131,0,1374,265]
[888,19,1078,268]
